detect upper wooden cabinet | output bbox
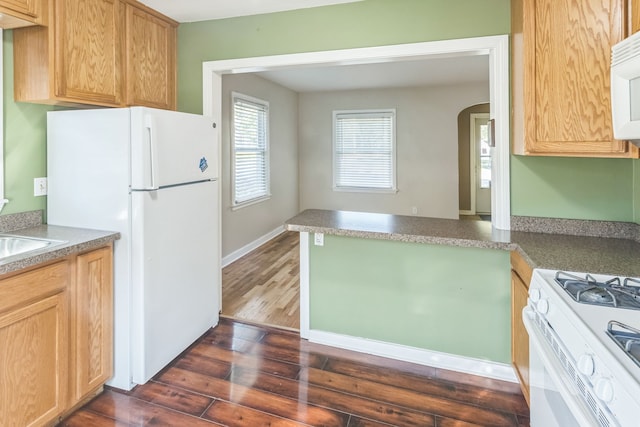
[512,0,639,158]
[0,0,46,28]
[125,2,176,110]
[54,0,124,106]
[633,0,640,33]
[13,0,177,109]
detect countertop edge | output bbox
[285,223,516,251]
[0,225,120,276]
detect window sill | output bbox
[232,195,271,211]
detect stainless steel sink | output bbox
[0,235,65,259]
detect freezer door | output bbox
[130,180,220,384]
[130,107,218,190]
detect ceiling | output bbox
[253,55,489,93]
[138,0,364,22]
[138,0,489,93]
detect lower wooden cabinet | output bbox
[0,244,113,426]
[72,246,114,402]
[0,261,71,426]
[511,251,532,406]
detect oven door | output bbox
[523,307,600,427]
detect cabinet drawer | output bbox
[0,261,71,314]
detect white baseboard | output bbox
[222,225,285,267]
[308,329,518,383]
[459,209,475,215]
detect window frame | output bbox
[231,91,271,208]
[332,109,397,193]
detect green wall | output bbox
[177,0,636,222]
[634,160,640,223]
[512,156,634,221]
[3,30,52,215]
[310,235,512,363]
[177,0,511,115]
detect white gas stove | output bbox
[525,268,640,427]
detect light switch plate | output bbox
[314,233,324,246]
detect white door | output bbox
[471,114,491,215]
[130,180,220,384]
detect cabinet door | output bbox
[125,4,176,110]
[0,263,70,427]
[511,271,530,406]
[0,0,37,17]
[0,0,44,27]
[633,0,640,34]
[513,0,637,157]
[54,0,124,106]
[72,246,113,401]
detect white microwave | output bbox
[611,31,640,144]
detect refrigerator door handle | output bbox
[144,114,160,191]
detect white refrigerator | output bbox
[47,107,220,390]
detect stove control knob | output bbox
[595,378,614,403]
[529,288,541,302]
[536,299,549,314]
[577,354,595,377]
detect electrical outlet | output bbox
[411,206,418,215]
[314,233,324,246]
[34,177,47,196]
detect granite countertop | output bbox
[0,224,120,276]
[285,209,640,277]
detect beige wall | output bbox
[298,83,489,218]
[221,74,299,257]
[458,103,490,212]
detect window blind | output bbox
[232,94,270,205]
[334,110,395,190]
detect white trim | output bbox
[0,29,7,214]
[203,35,510,230]
[221,225,285,267]
[299,232,310,339]
[458,209,475,216]
[489,35,510,230]
[308,329,518,383]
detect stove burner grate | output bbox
[606,321,640,368]
[554,271,640,311]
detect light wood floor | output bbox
[221,231,300,329]
[63,318,529,426]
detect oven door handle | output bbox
[523,307,600,427]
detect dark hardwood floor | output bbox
[63,318,530,426]
[222,231,300,329]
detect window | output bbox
[232,92,270,206]
[333,109,396,192]
[478,120,491,189]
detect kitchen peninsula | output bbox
[285,209,640,381]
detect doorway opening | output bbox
[203,35,510,230]
[471,113,492,217]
